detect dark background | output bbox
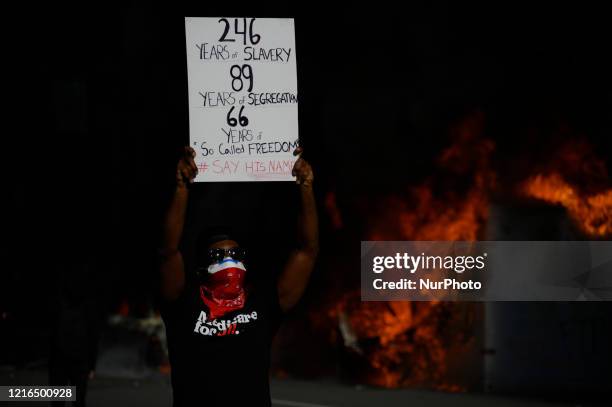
[2,1,611,403]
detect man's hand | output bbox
[292,147,314,186]
[177,146,198,187]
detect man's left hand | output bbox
[292,147,314,187]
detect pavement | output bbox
[0,366,592,407]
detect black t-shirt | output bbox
[160,273,283,407]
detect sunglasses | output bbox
[207,247,247,265]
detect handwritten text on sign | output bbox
[185,17,299,182]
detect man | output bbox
[158,146,318,406]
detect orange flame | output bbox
[522,174,612,237]
[521,140,612,237]
[332,112,491,391]
[317,118,610,392]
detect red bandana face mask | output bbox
[200,259,247,319]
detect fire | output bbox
[522,173,612,237]
[398,186,489,241]
[333,298,471,389]
[521,140,612,237]
[330,112,491,391]
[316,116,610,392]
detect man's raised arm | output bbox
[278,148,319,312]
[159,146,198,301]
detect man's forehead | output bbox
[208,239,239,250]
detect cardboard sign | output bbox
[185,17,299,182]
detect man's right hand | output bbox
[177,146,198,187]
